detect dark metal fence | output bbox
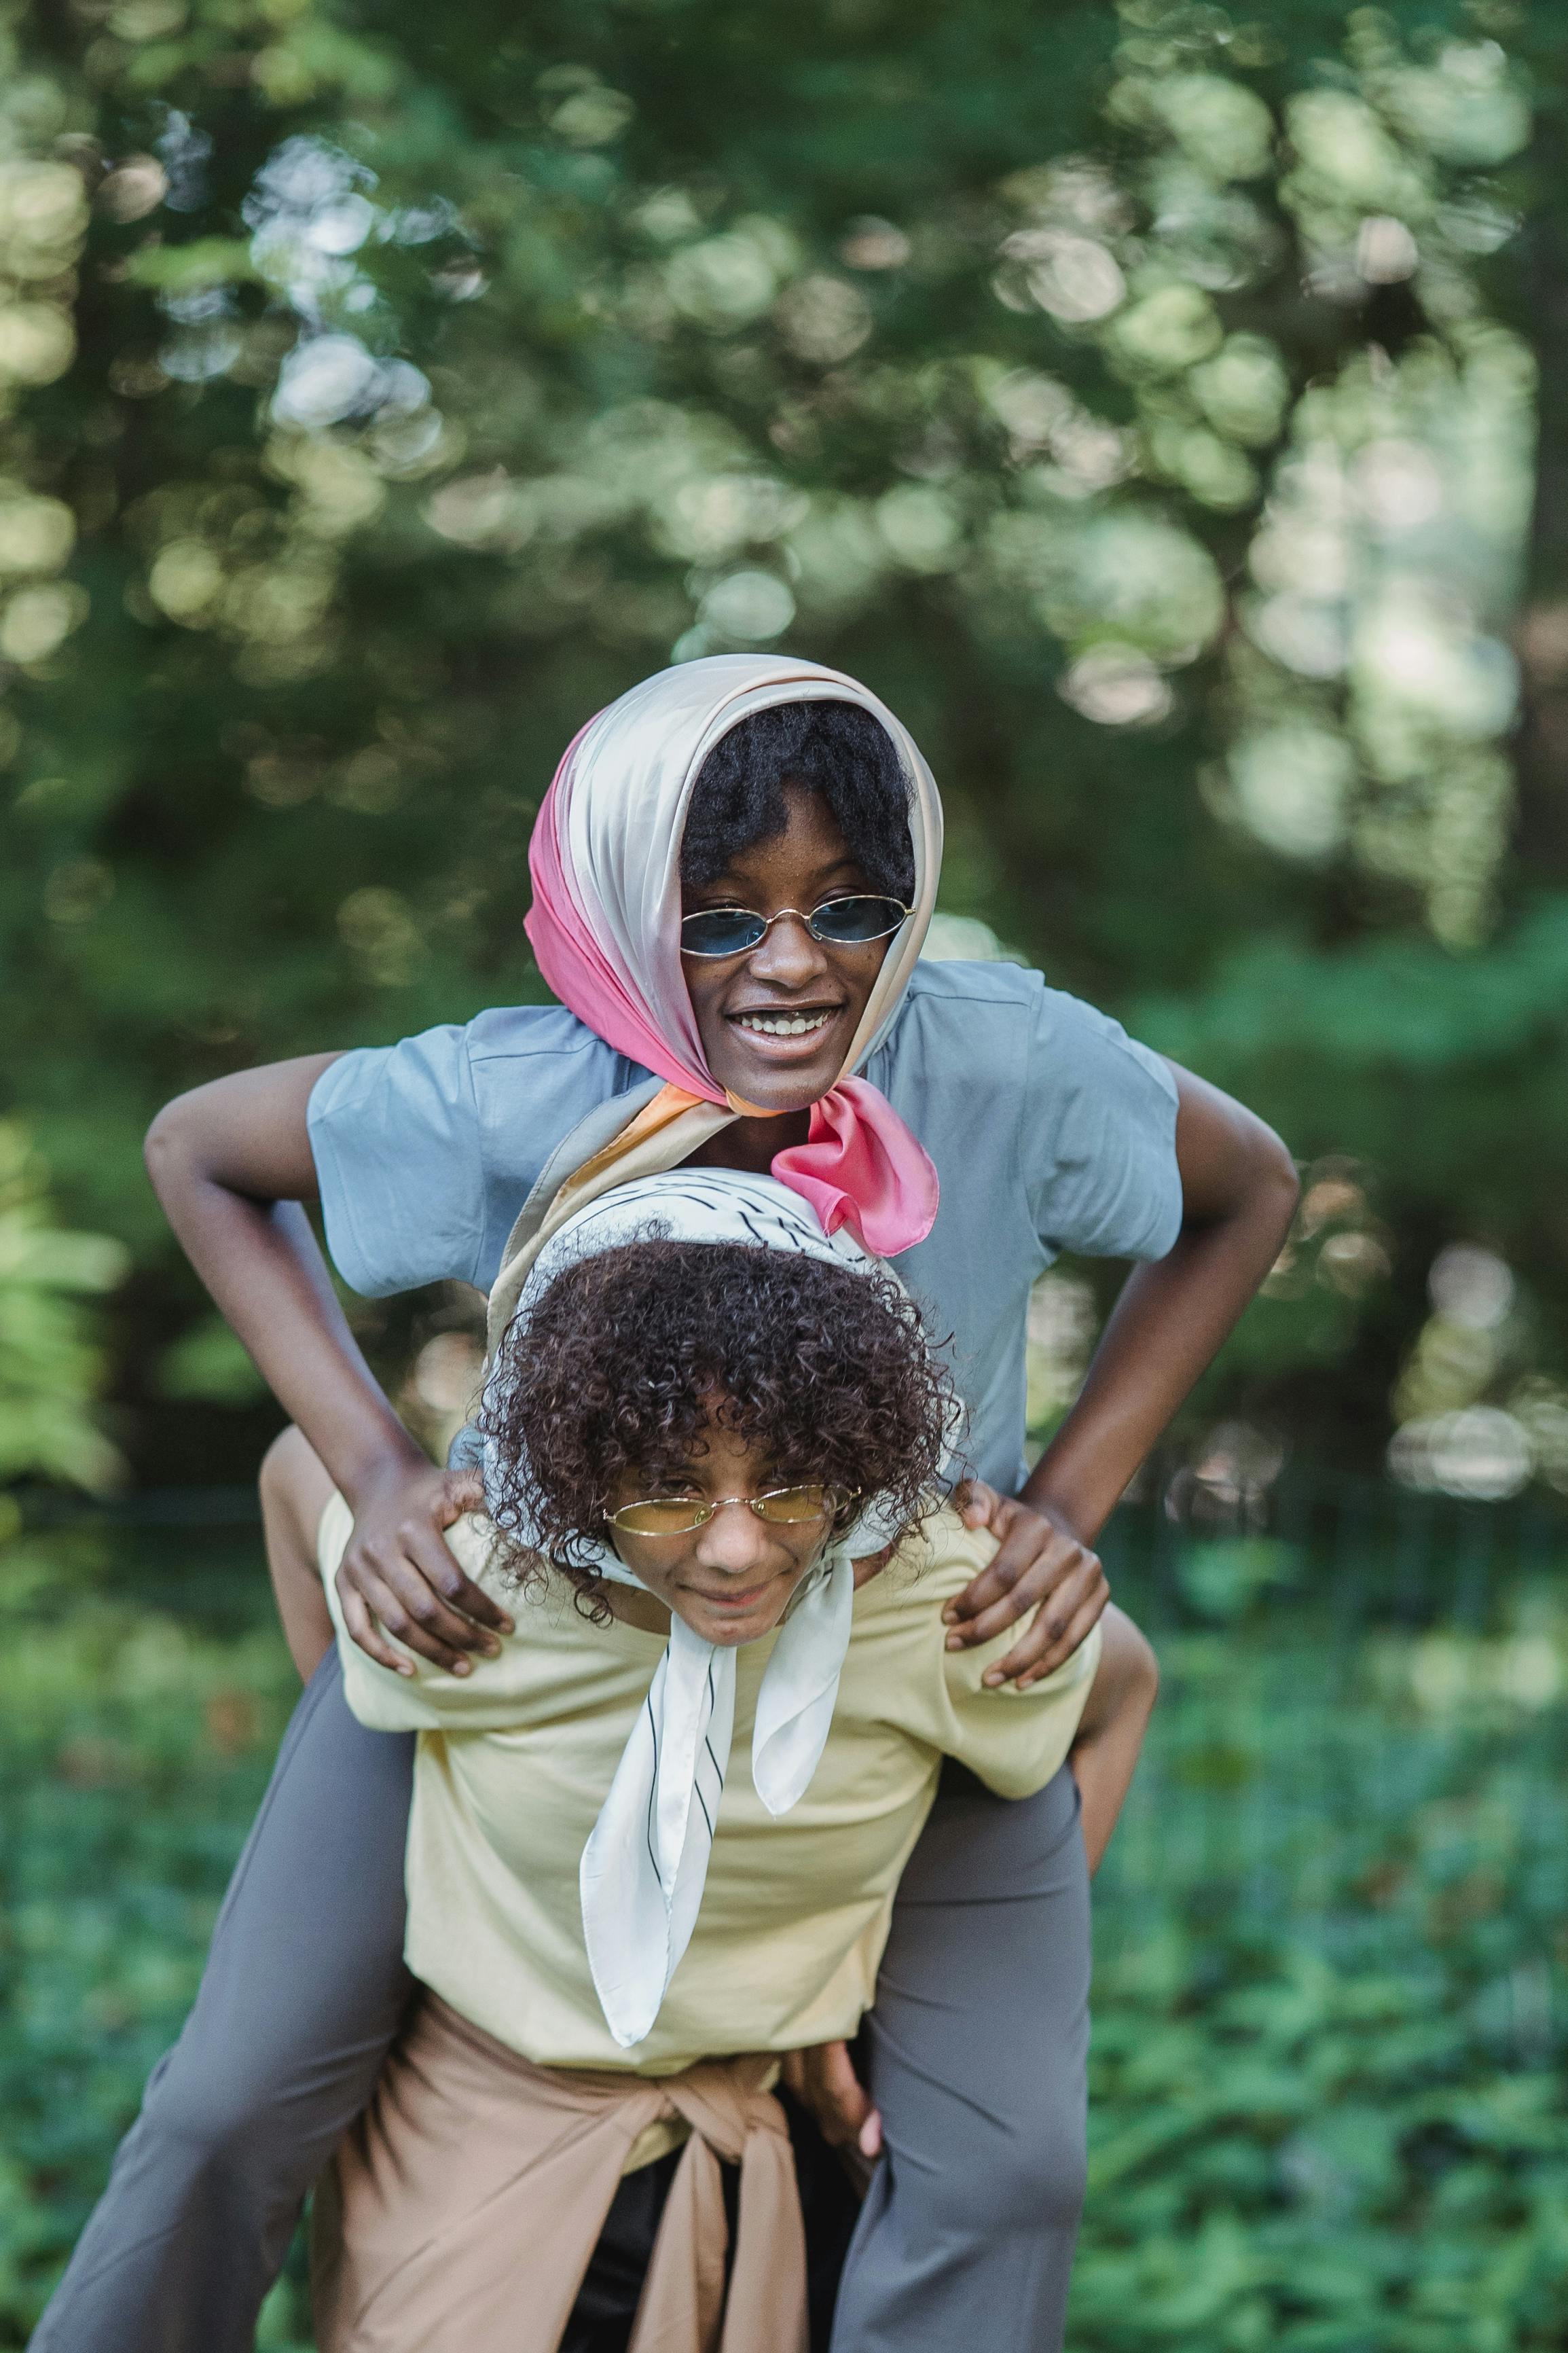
[1096,1469,1568,2047]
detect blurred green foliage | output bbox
[0,1527,304,2345]
[6,1507,1568,2348]
[0,0,1562,1488]
[0,1123,126,1495]
[1076,1494,1568,2350]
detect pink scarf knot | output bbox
[773,1077,936,1256]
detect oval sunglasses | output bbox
[680,895,910,960]
[606,1483,857,1538]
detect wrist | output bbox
[1015,1475,1090,1542]
[334,1423,433,1511]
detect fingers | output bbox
[816,2041,871,2140]
[394,1513,513,1642]
[331,1458,515,1675]
[945,1531,1082,1645]
[941,1497,1030,1629]
[963,1543,1106,1664]
[358,1547,500,1673]
[437,1467,488,1525]
[782,2041,872,2149]
[338,1520,513,1674]
[406,1516,514,1637]
[952,1476,999,1530]
[775,2044,883,2162]
[945,1509,1104,1651]
[983,1564,1111,1689]
[338,1574,417,1676]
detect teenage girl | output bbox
[268,1172,1159,2351]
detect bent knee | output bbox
[907,2110,1086,2242]
[259,1425,336,1583]
[139,2062,298,2193]
[259,1424,328,1512]
[1014,2115,1087,2232]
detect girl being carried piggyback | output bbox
[260,1168,1160,2352]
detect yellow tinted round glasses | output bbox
[606,1484,856,1538]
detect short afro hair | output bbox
[680,700,915,904]
[479,1236,953,1610]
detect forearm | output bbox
[1023,1225,1280,1541]
[1023,1068,1298,1542]
[944,1069,1295,1685]
[147,1055,510,1672]
[145,1062,425,1504]
[177,1191,417,1498]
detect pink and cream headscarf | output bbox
[522,652,943,1261]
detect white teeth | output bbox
[735,1011,833,1038]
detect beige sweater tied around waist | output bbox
[312,1994,808,2353]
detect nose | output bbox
[693,1501,776,1578]
[746,911,829,991]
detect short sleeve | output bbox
[308,1007,647,1298]
[875,1514,1101,1799]
[1022,988,1182,1263]
[309,1027,486,1296]
[942,1618,1101,1799]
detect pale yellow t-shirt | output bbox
[319,1499,1098,2077]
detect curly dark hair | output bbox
[680,701,916,905]
[478,1236,953,1610]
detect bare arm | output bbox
[1068,1604,1158,1873]
[949,1064,1299,1683]
[145,1059,504,1673]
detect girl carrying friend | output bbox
[265,1168,1159,2352]
[34,656,1297,2353]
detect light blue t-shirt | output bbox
[308,961,1182,1495]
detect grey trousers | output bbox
[32,1653,1089,2353]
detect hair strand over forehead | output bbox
[680,700,915,902]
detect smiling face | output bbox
[680,785,896,1115]
[606,1416,834,1647]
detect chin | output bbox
[722,1056,841,1115]
[698,1613,776,1647]
[689,1596,792,1645]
